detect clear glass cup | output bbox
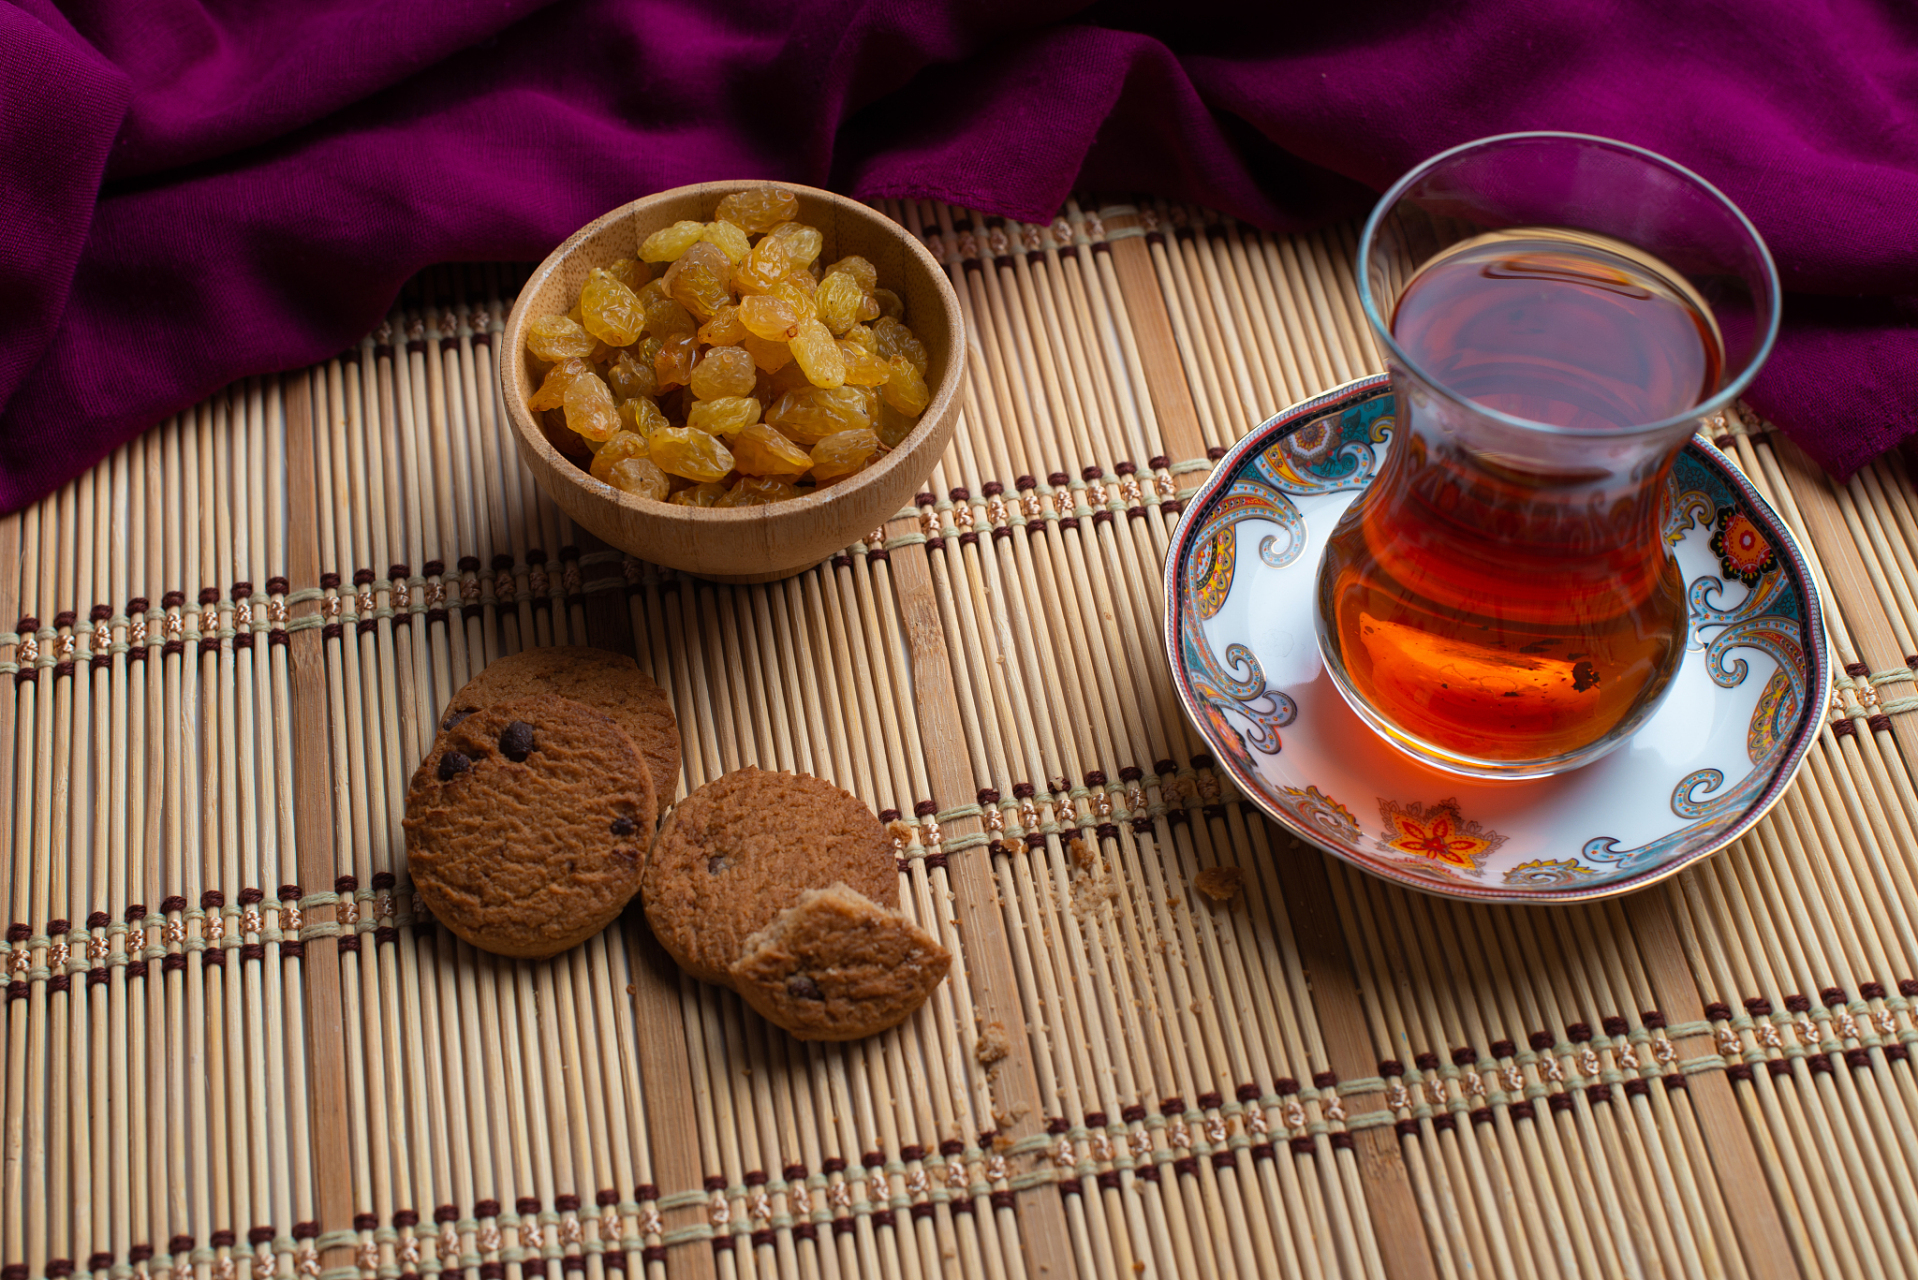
[1314,132,1781,779]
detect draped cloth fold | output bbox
[4,0,1913,510]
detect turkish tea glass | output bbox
[1315,133,1781,779]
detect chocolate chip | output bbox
[442,708,474,731]
[436,752,471,781]
[499,721,536,761]
[787,974,824,1001]
[611,816,636,837]
[707,855,730,875]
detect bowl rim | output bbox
[499,179,964,527]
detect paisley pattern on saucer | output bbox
[1164,375,1829,904]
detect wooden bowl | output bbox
[501,181,963,584]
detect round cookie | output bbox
[729,884,950,1041]
[641,767,896,984]
[404,697,655,959]
[447,646,680,818]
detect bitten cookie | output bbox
[446,646,680,818]
[404,698,655,959]
[729,884,950,1041]
[641,767,896,984]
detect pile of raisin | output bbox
[523,185,932,508]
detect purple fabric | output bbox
[5,0,1915,511]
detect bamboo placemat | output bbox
[4,197,1917,1280]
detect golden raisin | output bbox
[730,423,814,477]
[790,317,846,389]
[648,427,735,482]
[640,220,707,263]
[606,257,650,291]
[697,305,746,347]
[871,288,903,320]
[526,315,597,361]
[874,400,919,448]
[871,316,928,374]
[810,428,882,484]
[608,346,659,400]
[579,268,645,346]
[769,359,818,397]
[637,281,697,337]
[771,274,817,320]
[663,242,733,320]
[608,456,672,501]
[563,372,621,443]
[716,477,801,507]
[766,221,823,270]
[739,333,794,373]
[767,385,871,444]
[733,235,790,295]
[823,255,878,291]
[738,294,801,342]
[641,297,696,341]
[814,272,864,336]
[854,292,881,322]
[686,396,761,437]
[839,341,891,386]
[654,333,698,389]
[670,481,729,507]
[688,346,757,400]
[841,323,876,351]
[588,431,649,482]
[881,354,930,414]
[617,395,669,437]
[715,187,800,234]
[700,220,751,265]
[530,357,592,411]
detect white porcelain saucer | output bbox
[1163,375,1829,903]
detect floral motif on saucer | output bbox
[1375,797,1507,874]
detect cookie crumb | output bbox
[975,1020,1010,1066]
[1193,865,1244,904]
[1067,837,1095,870]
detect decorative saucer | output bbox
[1164,375,1829,903]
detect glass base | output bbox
[1313,626,1638,781]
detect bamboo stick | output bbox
[5,206,1918,1280]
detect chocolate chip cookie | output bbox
[405,697,655,959]
[641,767,896,984]
[729,884,950,1041]
[445,645,680,817]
